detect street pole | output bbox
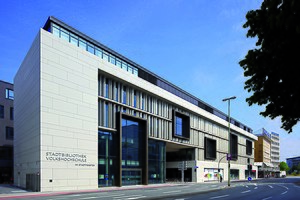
[222,96,236,187]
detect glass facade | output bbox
[98,131,117,187]
[122,118,144,185]
[148,139,166,184]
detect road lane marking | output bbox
[262,197,272,200]
[127,196,147,199]
[163,190,182,194]
[281,191,288,195]
[254,187,258,189]
[241,190,251,193]
[268,185,273,188]
[209,195,229,199]
[245,185,249,188]
[11,190,27,193]
[78,197,97,200]
[114,195,144,199]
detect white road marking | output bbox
[78,197,97,200]
[11,190,27,193]
[241,190,251,193]
[127,196,147,200]
[281,191,288,195]
[94,194,125,198]
[69,194,82,197]
[268,185,273,188]
[254,187,258,190]
[163,190,182,194]
[114,195,142,199]
[262,197,272,200]
[245,185,249,188]
[209,194,229,199]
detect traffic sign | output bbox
[248,177,252,181]
[227,153,232,161]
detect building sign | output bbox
[45,151,95,167]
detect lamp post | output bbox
[222,96,236,187]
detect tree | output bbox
[239,0,300,133]
[279,161,289,172]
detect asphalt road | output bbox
[1,177,300,200]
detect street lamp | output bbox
[222,96,236,187]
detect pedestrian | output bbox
[220,174,223,183]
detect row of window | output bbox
[204,136,253,161]
[51,23,138,76]
[0,105,13,120]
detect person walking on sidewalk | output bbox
[220,174,223,183]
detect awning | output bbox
[264,163,274,167]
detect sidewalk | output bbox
[0,181,238,199]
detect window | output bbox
[10,107,13,120]
[87,43,95,54]
[0,105,4,118]
[105,79,109,98]
[79,39,87,50]
[95,47,102,58]
[172,110,190,139]
[6,127,14,140]
[175,116,183,136]
[246,140,252,155]
[60,29,70,42]
[205,137,217,160]
[115,84,119,101]
[5,89,14,100]
[123,86,127,104]
[105,103,109,127]
[134,91,137,108]
[230,134,238,160]
[70,34,78,46]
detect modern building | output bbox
[0,80,14,183]
[254,128,274,178]
[286,156,300,170]
[14,16,257,192]
[270,132,280,175]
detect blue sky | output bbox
[0,0,299,161]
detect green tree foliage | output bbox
[240,0,300,133]
[279,161,289,172]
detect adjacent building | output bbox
[287,156,300,170]
[270,132,280,174]
[14,16,257,192]
[0,80,14,183]
[254,128,281,177]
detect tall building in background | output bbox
[14,16,257,192]
[270,132,280,174]
[0,80,14,183]
[254,129,280,177]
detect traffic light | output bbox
[248,164,252,171]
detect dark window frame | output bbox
[6,126,14,140]
[172,110,190,140]
[0,105,4,118]
[204,137,217,160]
[230,134,238,160]
[246,140,252,155]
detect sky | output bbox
[0,0,299,162]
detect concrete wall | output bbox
[14,32,41,188]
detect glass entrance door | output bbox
[122,169,142,186]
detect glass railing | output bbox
[50,23,138,76]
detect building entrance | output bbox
[122,169,142,185]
